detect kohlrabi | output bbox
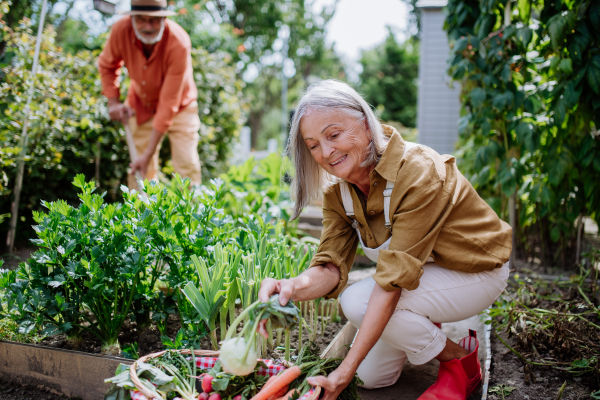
[219,294,299,376]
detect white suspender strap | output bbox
[383,180,394,229]
[339,181,355,217]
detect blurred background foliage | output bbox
[0,7,246,248]
[445,0,600,267]
[359,28,419,129]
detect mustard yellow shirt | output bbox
[309,125,512,298]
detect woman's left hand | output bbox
[307,367,353,400]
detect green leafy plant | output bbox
[5,175,168,354]
[489,383,517,399]
[444,0,600,267]
[0,20,246,246]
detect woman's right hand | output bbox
[257,278,296,338]
[258,278,295,305]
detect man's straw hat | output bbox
[119,0,176,16]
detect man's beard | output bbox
[132,17,165,45]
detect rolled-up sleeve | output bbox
[374,161,455,291]
[309,188,359,299]
[97,28,123,99]
[153,45,190,132]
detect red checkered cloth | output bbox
[129,357,317,400]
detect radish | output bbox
[201,374,214,393]
[233,396,242,400]
[198,393,209,400]
[208,394,222,400]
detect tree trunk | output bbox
[248,109,265,150]
[575,214,584,266]
[509,192,517,269]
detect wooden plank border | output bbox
[321,322,358,359]
[0,340,132,400]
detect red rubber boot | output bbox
[418,330,482,400]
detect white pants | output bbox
[339,262,509,389]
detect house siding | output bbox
[417,7,461,155]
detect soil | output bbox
[0,377,77,400]
[37,313,182,357]
[488,331,594,400]
[487,268,600,400]
[36,311,348,362]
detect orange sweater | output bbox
[98,17,197,132]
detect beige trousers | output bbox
[339,262,509,389]
[126,102,202,188]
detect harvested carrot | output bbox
[275,389,299,400]
[251,366,301,400]
[262,375,278,389]
[267,385,288,400]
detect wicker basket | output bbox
[128,350,321,400]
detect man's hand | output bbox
[129,152,151,178]
[108,98,134,124]
[307,367,354,400]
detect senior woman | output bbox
[258,80,511,400]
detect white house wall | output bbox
[417,7,461,155]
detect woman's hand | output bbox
[257,265,340,338]
[258,278,295,306]
[257,278,296,338]
[307,366,354,400]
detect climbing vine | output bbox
[444,0,600,266]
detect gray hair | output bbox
[287,79,387,220]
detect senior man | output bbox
[98,0,202,187]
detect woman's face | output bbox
[300,108,372,183]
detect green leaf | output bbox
[587,55,600,94]
[492,91,514,110]
[211,376,231,392]
[516,27,533,48]
[49,275,66,288]
[553,98,567,126]
[475,14,495,39]
[72,174,86,189]
[572,359,589,368]
[79,117,90,129]
[525,95,543,114]
[550,226,561,242]
[563,81,582,107]
[547,11,576,50]
[558,58,572,74]
[590,1,600,33]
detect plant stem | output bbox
[220,306,227,341]
[284,328,291,362]
[267,319,274,350]
[225,299,260,340]
[555,381,567,400]
[494,329,553,367]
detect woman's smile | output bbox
[330,154,347,167]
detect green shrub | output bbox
[0,23,246,248]
[444,0,600,266]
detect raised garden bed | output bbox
[0,319,353,400]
